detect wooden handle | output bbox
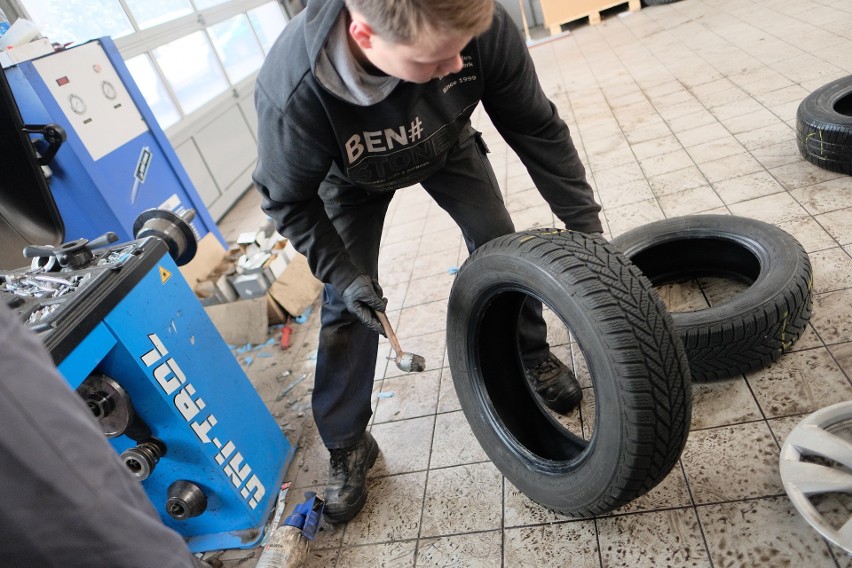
[375,311,403,356]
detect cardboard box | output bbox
[194,280,223,306]
[267,295,288,325]
[0,38,54,68]
[194,274,238,305]
[278,239,299,261]
[179,233,230,287]
[214,274,238,302]
[204,297,269,345]
[265,251,290,280]
[182,231,322,318]
[267,253,323,317]
[262,239,303,284]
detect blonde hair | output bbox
[345,0,494,43]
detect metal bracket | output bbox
[22,122,66,165]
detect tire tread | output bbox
[796,76,852,174]
[480,230,692,515]
[611,215,813,382]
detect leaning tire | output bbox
[796,75,852,174]
[447,229,691,517]
[611,215,813,382]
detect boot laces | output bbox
[330,445,355,476]
[531,356,560,387]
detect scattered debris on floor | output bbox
[276,374,306,401]
[191,218,323,333]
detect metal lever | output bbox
[23,232,119,269]
[87,231,120,249]
[22,244,59,258]
[22,123,66,165]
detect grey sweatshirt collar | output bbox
[314,9,399,106]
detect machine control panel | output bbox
[32,42,147,161]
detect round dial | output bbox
[68,94,87,115]
[101,80,117,100]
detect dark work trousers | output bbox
[313,126,549,449]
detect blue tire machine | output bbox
[4,37,223,246]
[1,43,294,554]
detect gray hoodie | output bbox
[253,0,602,293]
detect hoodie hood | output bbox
[305,0,399,106]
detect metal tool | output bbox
[375,311,426,373]
[23,231,119,270]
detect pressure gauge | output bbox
[68,94,87,115]
[102,80,117,100]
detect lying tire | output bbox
[446,229,691,517]
[642,0,683,6]
[611,215,812,382]
[796,75,852,174]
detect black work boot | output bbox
[322,431,379,523]
[524,353,583,414]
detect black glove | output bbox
[341,274,388,335]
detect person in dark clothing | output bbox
[253,0,604,523]
[0,302,199,568]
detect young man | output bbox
[253,0,603,523]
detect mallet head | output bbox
[397,352,426,373]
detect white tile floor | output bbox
[208,0,852,565]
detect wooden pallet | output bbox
[541,0,641,35]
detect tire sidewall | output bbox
[611,215,806,335]
[798,76,852,128]
[447,247,630,509]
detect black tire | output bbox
[446,229,691,517]
[611,215,813,382]
[642,0,683,6]
[796,75,852,174]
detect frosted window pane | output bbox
[153,31,228,115]
[248,2,287,54]
[208,15,264,84]
[124,0,193,30]
[193,0,228,9]
[126,54,181,129]
[20,0,133,45]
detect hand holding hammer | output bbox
[340,275,426,373]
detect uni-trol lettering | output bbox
[141,333,266,509]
